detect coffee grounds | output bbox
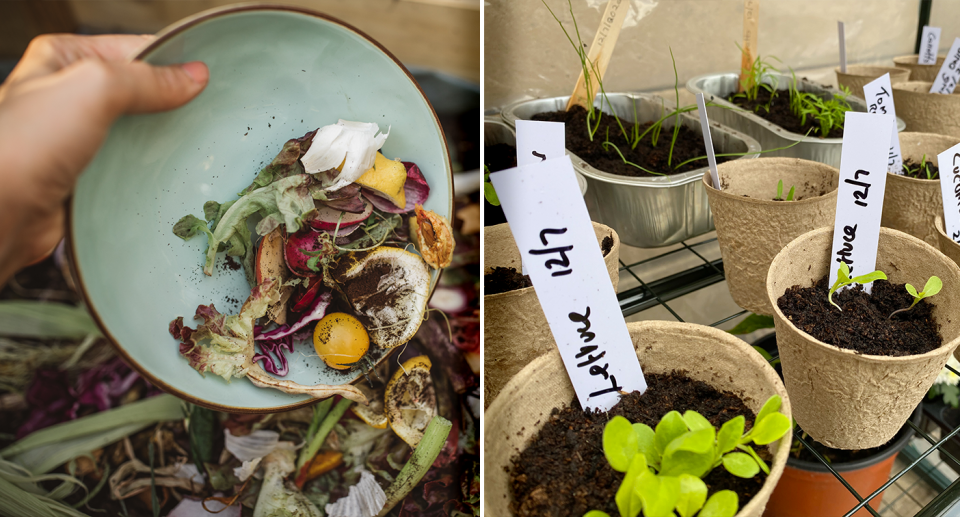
[484,239,614,295]
[902,158,940,180]
[728,88,844,138]
[508,372,767,517]
[531,106,730,178]
[777,276,942,356]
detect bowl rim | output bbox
[65,3,453,413]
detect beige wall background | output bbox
[485,0,960,108]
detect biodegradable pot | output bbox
[893,54,946,83]
[766,227,960,449]
[484,321,792,517]
[705,157,839,315]
[882,132,960,245]
[483,221,620,407]
[892,81,960,138]
[935,216,960,272]
[835,65,910,95]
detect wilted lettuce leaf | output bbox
[239,130,318,195]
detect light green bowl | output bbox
[69,5,452,412]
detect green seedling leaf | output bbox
[786,185,795,201]
[852,271,888,285]
[661,429,715,477]
[654,412,688,457]
[584,512,611,517]
[906,283,919,297]
[749,413,791,445]
[777,179,783,200]
[483,172,500,207]
[675,474,708,517]
[722,452,760,478]
[756,395,782,425]
[717,416,745,455]
[682,411,713,432]
[829,262,887,310]
[634,423,659,467]
[604,416,639,472]
[753,346,774,362]
[737,445,770,475]
[615,454,647,517]
[892,276,942,318]
[727,314,775,335]
[699,490,739,517]
[634,472,680,517]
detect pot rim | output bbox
[893,54,946,64]
[834,65,910,77]
[765,226,960,364]
[936,216,960,247]
[703,157,840,207]
[893,80,960,96]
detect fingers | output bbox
[4,34,155,88]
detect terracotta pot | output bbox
[835,65,910,95]
[893,81,960,138]
[484,321,792,517]
[766,227,960,449]
[935,216,960,272]
[705,158,838,315]
[893,54,945,83]
[764,408,920,517]
[483,221,620,407]
[882,132,960,246]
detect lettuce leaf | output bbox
[239,130,318,195]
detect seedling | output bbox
[889,276,942,318]
[586,395,790,517]
[483,165,500,206]
[775,179,795,201]
[787,69,852,137]
[828,262,888,311]
[903,154,937,179]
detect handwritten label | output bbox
[695,93,721,190]
[919,26,942,65]
[929,37,960,94]
[838,21,847,73]
[863,74,903,174]
[565,0,629,111]
[829,112,896,292]
[516,120,565,275]
[489,155,646,411]
[937,143,960,244]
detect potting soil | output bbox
[486,143,518,173]
[902,158,940,180]
[507,372,767,517]
[484,239,612,295]
[728,89,845,138]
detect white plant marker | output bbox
[863,74,903,174]
[929,37,960,94]
[937,143,960,243]
[838,21,847,73]
[695,93,721,190]
[829,112,897,292]
[516,120,566,275]
[489,155,646,411]
[919,26,942,65]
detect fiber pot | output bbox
[893,54,946,83]
[705,157,839,315]
[766,227,960,449]
[835,65,910,95]
[483,221,619,407]
[892,81,960,138]
[500,93,760,248]
[484,320,792,517]
[882,132,960,245]
[935,216,960,271]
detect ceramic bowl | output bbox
[69,5,452,412]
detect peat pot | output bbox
[687,72,906,168]
[892,81,960,138]
[935,216,960,272]
[893,54,946,83]
[835,65,910,96]
[705,157,839,315]
[483,221,619,407]
[484,321,792,517]
[500,93,761,248]
[767,227,960,449]
[882,132,960,246]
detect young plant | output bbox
[775,179,795,201]
[889,276,942,318]
[732,45,781,108]
[483,165,500,206]
[903,154,937,179]
[586,395,791,517]
[787,70,852,137]
[827,262,888,311]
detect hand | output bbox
[0,34,209,284]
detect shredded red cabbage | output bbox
[252,335,294,376]
[255,290,332,341]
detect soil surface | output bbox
[728,89,844,138]
[601,236,613,255]
[902,158,940,180]
[508,372,768,517]
[777,276,942,356]
[531,106,730,178]
[484,237,613,295]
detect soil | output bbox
[902,159,940,180]
[508,372,768,517]
[484,237,613,295]
[531,106,731,178]
[601,236,614,255]
[728,89,844,138]
[777,276,942,356]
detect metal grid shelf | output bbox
[616,236,960,517]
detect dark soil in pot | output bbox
[728,89,844,138]
[484,237,613,295]
[530,106,730,178]
[902,158,940,180]
[777,277,942,356]
[484,143,516,227]
[507,372,768,517]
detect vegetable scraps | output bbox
[169,119,455,400]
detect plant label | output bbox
[829,112,896,292]
[919,26,942,65]
[937,142,960,244]
[863,74,903,174]
[929,37,960,94]
[489,155,646,411]
[565,0,629,111]
[838,21,847,73]
[738,0,760,93]
[695,93,721,190]
[516,120,566,275]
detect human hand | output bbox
[0,34,209,284]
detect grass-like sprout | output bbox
[828,262,888,311]
[775,179,795,201]
[903,154,937,180]
[787,69,852,136]
[731,44,781,110]
[890,276,942,318]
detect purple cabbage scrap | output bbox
[255,291,332,341]
[252,335,294,376]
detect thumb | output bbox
[95,60,209,116]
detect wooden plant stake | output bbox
[564,0,629,111]
[738,0,760,93]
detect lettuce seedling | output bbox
[889,276,942,318]
[827,262,888,311]
[775,180,795,201]
[483,166,500,206]
[587,395,790,517]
